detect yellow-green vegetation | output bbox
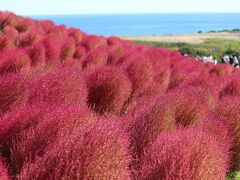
[227,171,240,180]
[135,38,240,61]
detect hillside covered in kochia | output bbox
[0,11,240,179]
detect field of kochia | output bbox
[0,11,240,180]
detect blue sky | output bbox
[1,0,240,15]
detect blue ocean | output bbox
[31,13,240,36]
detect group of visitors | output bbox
[184,53,240,68]
[196,55,218,64]
[221,55,240,68]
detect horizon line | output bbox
[17,12,240,17]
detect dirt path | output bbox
[121,32,240,44]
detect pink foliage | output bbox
[164,88,207,127]
[60,37,76,60]
[0,35,16,52]
[10,106,95,174]
[0,49,31,74]
[82,46,109,69]
[28,68,87,107]
[68,28,84,44]
[0,159,9,180]
[125,56,154,98]
[42,34,62,64]
[213,97,240,170]
[0,11,238,179]
[81,35,107,51]
[140,128,229,180]
[19,120,131,180]
[27,43,46,66]
[129,97,175,160]
[85,66,132,115]
[73,45,86,61]
[0,73,28,114]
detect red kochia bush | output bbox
[220,77,240,98]
[85,66,132,115]
[0,104,52,147]
[27,43,46,66]
[81,35,107,51]
[2,26,18,40]
[140,128,229,180]
[143,67,171,97]
[209,64,233,77]
[213,97,240,171]
[107,44,125,64]
[168,70,193,89]
[163,88,207,127]
[0,73,28,114]
[0,104,54,175]
[125,56,153,98]
[0,50,31,74]
[18,30,42,47]
[48,25,68,39]
[68,28,84,44]
[42,34,62,64]
[60,37,76,60]
[19,120,131,180]
[0,12,19,27]
[201,116,233,165]
[73,45,86,61]
[129,97,175,160]
[176,85,218,110]
[11,106,95,175]
[28,68,87,107]
[82,46,109,69]
[38,20,55,32]
[14,18,34,33]
[0,159,9,180]
[0,35,16,52]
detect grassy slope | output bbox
[135,38,240,61]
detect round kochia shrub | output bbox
[73,45,86,61]
[220,77,240,98]
[18,30,42,47]
[107,44,125,64]
[163,88,207,127]
[28,67,87,107]
[0,50,31,74]
[0,104,54,175]
[42,34,62,64]
[209,64,233,77]
[0,159,9,180]
[18,120,131,180]
[10,106,95,175]
[125,56,153,97]
[60,37,76,60]
[140,128,229,180]
[81,35,107,51]
[27,43,46,66]
[213,97,240,171]
[0,104,53,147]
[0,35,15,52]
[0,73,29,114]
[85,66,132,115]
[201,116,233,165]
[82,46,109,69]
[130,97,175,159]
[67,28,84,44]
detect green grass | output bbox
[227,171,240,180]
[135,38,240,62]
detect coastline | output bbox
[121,32,240,44]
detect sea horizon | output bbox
[30,13,240,36]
